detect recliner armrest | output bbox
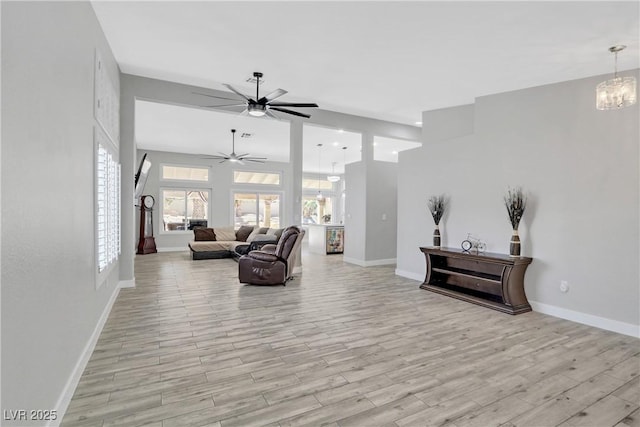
[247,251,280,263]
[258,244,277,254]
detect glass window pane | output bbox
[162,190,186,231]
[302,178,333,190]
[259,195,279,228]
[162,165,209,181]
[187,191,208,228]
[302,196,332,224]
[234,193,258,227]
[234,171,280,185]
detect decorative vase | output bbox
[510,229,521,257]
[433,225,441,248]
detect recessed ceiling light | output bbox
[373,142,378,146]
[333,141,339,146]
[415,121,422,126]
[337,129,344,133]
[392,150,398,155]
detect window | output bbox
[302,196,333,224]
[234,193,280,228]
[161,189,209,231]
[97,143,120,273]
[162,165,209,182]
[234,171,281,185]
[302,178,333,190]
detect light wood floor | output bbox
[63,249,639,427]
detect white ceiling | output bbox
[96,1,639,172]
[136,100,368,173]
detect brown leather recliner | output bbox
[238,226,305,285]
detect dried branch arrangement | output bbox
[428,195,447,225]
[504,187,527,230]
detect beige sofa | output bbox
[188,225,282,260]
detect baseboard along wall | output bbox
[50,280,132,426]
[394,269,639,338]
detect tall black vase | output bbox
[433,225,441,248]
[510,229,521,257]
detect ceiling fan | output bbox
[202,129,266,164]
[195,72,319,119]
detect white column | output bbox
[289,119,304,226]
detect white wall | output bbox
[365,161,397,262]
[138,149,293,250]
[344,161,367,261]
[397,71,640,336]
[1,1,121,422]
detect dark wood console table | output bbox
[419,247,533,315]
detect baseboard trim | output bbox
[50,283,122,426]
[529,300,639,338]
[118,278,135,288]
[157,247,189,253]
[395,269,424,282]
[343,257,396,267]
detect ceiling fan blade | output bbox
[203,103,247,108]
[237,160,245,166]
[223,84,253,102]
[258,88,288,104]
[219,159,228,164]
[270,107,311,119]
[236,153,250,158]
[238,153,267,160]
[192,92,243,101]
[265,109,282,120]
[269,102,318,108]
[201,155,228,159]
[244,159,266,163]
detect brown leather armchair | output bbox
[238,226,305,285]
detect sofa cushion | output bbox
[246,227,268,242]
[193,228,216,241]
[235,225,255,242]
[214,226,236,242]
[266,227,284,240]
[189,241,233,252]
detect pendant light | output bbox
[327,162,340,183]
[316,143,325,201]
[596,45,637,110]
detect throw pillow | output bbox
[214,226,237,242]
[194,228,216,241]
[266,228,284,240]
[235,225,255,242]
[247,227,269,242]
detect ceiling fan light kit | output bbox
[596,45,637,110]
[196,71,319,119]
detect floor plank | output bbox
[62,249,640,427]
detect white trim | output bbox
[119,278,136,288]
[50,283,122,427]
[395,269,424,282]
[343,257,396,267]
[157,247,190,253]
[529,300,639,338]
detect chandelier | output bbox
[596,45,637,110]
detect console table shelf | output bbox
[420,247,533,315]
